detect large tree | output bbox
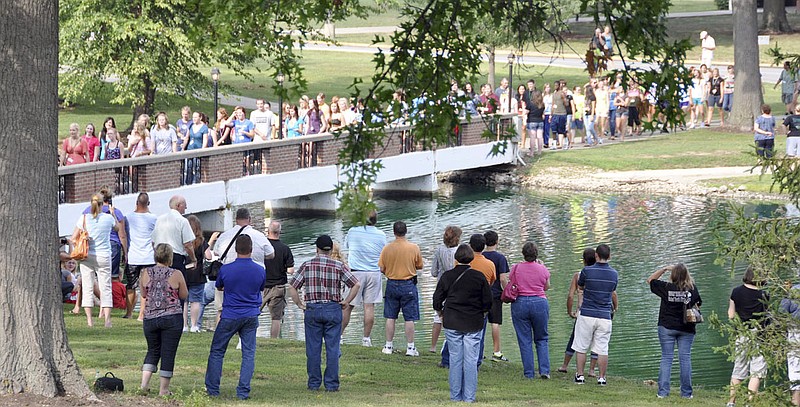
[728,0,764,131]
[761,0,792,33]
[58,0,367,129]
[0,0,92,398]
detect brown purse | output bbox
[71,215,90,261]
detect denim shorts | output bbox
[526,121,544,131]
[188,284,205,303]
[383,279,419,321]
[571,119,584,130]
[707,94,721,107]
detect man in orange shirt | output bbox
[379,221,424,357]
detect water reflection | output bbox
[202,185,784,388]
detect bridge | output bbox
[57,115,518,236]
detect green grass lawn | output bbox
[64,306,725,406]
[699,174,777,193]
[530,129,760,174]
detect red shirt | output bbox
[83,135,101,161]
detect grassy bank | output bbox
[65,307,724,406]
[530,129,762,174]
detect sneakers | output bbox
[362,337,372,347]
[574,373,585,384]
[405,347,419,357]
[182,326,189,333]
[540,374,550,379]
[381,345,393,355]
[491,352,509,362]
[190,326,201,333]
[597,377,607,386]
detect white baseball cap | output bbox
[700,31,707,39]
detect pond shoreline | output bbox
[440,164,789,202]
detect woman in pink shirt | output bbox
[510,242,551,379]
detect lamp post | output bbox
[507,53,515,113]
[211,67,220,124]
[277,72,285,140]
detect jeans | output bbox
[443,316,487,369]
[543,115,551,146]
[304,302,343,391]
[205,316,259,399]
[110,241,122,278]
[445,329,482,402]
[198,281,217,323]
[142,313,183,377]
[584,114,596,144]
[185,157,201,185]
[511,296,550,378]
[658,326,695,398]
[756,139,775,158]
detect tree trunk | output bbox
[129,75,157,132]
[729,0,764,131]
[761,0,793,33]
[487,45,496,89]
[0,0,92,398]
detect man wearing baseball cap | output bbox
[289,234,360,392]
[700,31,715,68]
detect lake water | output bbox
[206,184,785,388]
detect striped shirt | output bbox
[290,255,358,304]
[578,262,618,320]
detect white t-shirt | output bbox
[151,209,194,256]
[213,225,274,269]
[127,211,158,265]
[701,36,715,63]
[250,109,275,141]
[77,213,115,257]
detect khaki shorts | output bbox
[262,285,287,320]
[573,315,613,356]
[344,272,383,306]
[731,334,767,380]
[214,289,224,312]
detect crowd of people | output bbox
[60,187,800,404]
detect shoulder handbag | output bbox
[203,225,246,281]
[93,372,124,392]
[71,215,90,261]
[682,293,704,324]
[501,266,519,303]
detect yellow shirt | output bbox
[470,253,496,285]
[379,238,424,280]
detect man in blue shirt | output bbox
[572,244,618,386]
[205,235,266,400]
[232,106,256,144]
[341,210,387,347]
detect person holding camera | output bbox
[647,264,702,399]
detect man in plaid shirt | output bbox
[289,234,360,392]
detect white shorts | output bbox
[731,334,767,380]
[573,315,613,356]
[215,289,224,312]
[789,330,800,390]
[344,271,383,306]
[787,137,800,157]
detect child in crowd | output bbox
[754,104,776,158]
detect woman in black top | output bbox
[647,263,701,399]
[433,244,492,403]
[727,267,769,407]
[526,90,546,156]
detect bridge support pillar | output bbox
[269,192,339,215]
[372,173,437,196]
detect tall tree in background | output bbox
[761,0,792,33]
[729,0,764,131]
[0,0,92,398]
[58,0,366,129]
